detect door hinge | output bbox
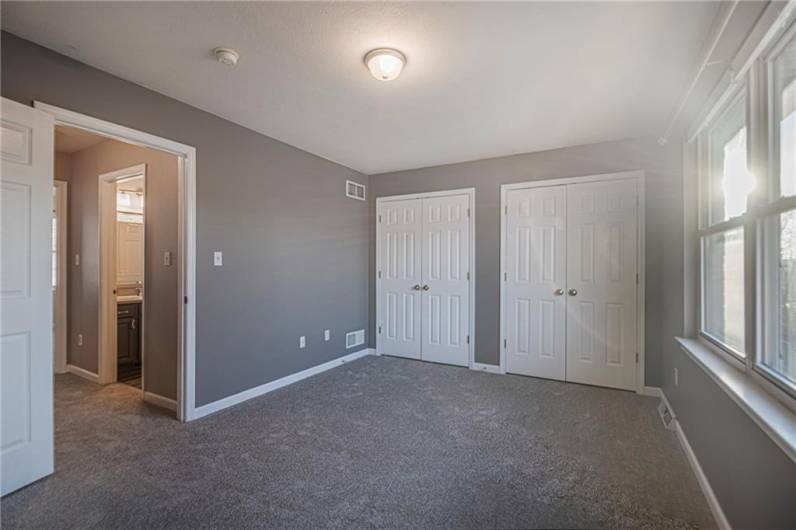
[503,338,507,349]
[467,271,470,280]
[467,207,471,218]
[636,273,639,285]
[505,205,508,215]
[466,335,470,345]
[635,352,639,363]
[378,325,382,334]
[184,296,188,304]
[378,270,382,279]
[504,272,507,281]
[378,214,382,223]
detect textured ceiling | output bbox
[3,2,719,174]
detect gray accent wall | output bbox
[663,344,796,528]
[369,137,682,386]
[1,32,370,406]
[57,139,180,400]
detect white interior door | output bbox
[116,221,144,285]
[565,178,638,390]
[1,97,55,495]
[377,199,422,360]
[420,194,470,367]
[505,186,567,380]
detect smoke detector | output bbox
[214,47,240,66]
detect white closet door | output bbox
[420,195,470,367]
[565,178,638,391]
[377,199,422,360]
[1,98,55,495]
[505,186,567,380]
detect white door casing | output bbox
[99,164,146,385]
[53,180,68,374]
[420,194,470,367]
[505,186,567,380]
[377,199,422,360]
[565,178,638,391]
[1,97,55,495]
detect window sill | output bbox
[675,337,796,463]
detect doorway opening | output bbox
[52,123,180,417]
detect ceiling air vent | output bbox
[345,329,365,349]
[346,180,366,201]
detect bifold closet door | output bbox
[505,186,567,380]
[420,195,470,367]
[377,199,422,360]
[565,179,638,391]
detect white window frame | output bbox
[755,18,796,401]
[696,82,751,366]
[694,16,796,408]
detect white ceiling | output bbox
[3,2,719,174]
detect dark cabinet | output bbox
[117,302,141,380]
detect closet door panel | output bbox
[504,186,567,380]
[420,195,470,367]
[377,199,422,360]
[565,179,638,391]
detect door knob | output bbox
[554,288,564,296]
[568,288,578,296]
[422,285,430,291]
[411,284,421,291]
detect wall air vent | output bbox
[345,329,365,349]
[658,400,676,431]
[346,180,366,201]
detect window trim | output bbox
[697,81,750,362]
[693,15,796,410]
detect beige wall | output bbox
[61,138,179,400]
[54,151,71,181]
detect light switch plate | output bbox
[75,253,80,266]
[163,251,172,266]
[299,336,306,348]
[324,329,330,341]
[213,251,223,266]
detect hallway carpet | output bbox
[1,355,714,529]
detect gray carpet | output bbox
[1,355,714,529]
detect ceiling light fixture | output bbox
[364,48,406,81]
[214,47,240,66]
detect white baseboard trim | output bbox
[470,362,504,375]
[66,364,100,384]
[660,390,731,530]
[641,385,663,398]
[192,348,374,420]
[144,391,177,412]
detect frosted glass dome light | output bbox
[364,48,406,81]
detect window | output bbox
[702,228,745,355]
[707,95,755,225]
[699,90,752,359]
[695,19,796,399]
[772,30,796,198]
[761,209,796,387]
